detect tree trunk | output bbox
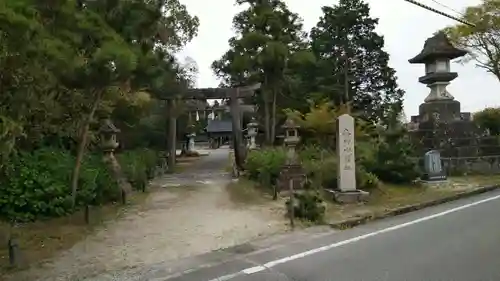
[263,76,271,145]
[167,99,177,171]
[70,91,101,209]
[230,94,244,170]
[270,86,277,145]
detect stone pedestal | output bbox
[418,100,462,122]
[325,189,370,204]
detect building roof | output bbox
[409,32,467,64]
[206,120,233,133]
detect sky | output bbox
[177,0,499,119]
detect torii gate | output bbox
[164,83,261,172]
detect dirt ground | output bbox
[3,182,287,281]
[3,150,288,281]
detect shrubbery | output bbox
[244,147,286,186]
[286,190,326,223]
[0,147,160,222]
[118,148,160,190]
[245,145,382,191]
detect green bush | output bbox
[299,145,378,190]
[356,166,380,189]
[0,148,117,222]
[286,191,326,223]
[368,129,419,184]
[117,148,159,190]
[244,148,286,186]
[300,147,337,189]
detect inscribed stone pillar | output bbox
[337,114,356,192]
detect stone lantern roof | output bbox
[282,117,299,129]
[99,119,120,134]
[409,32,467,64]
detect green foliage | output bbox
[367,128,419,184]
[0,0,199,223]
[213,0,308,143]
[442,0,500,82]
[286,191,326,223]
[307,0,404,123]
[356,166,380,189]
[244,148,287,185]
[0,148,118,223]
[299,146,337,189]
[473,107,500,135]
[117,148,160,191]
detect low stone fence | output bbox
[414,155,500,176]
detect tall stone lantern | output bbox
[282,117,300,165]
[185,124,196,153]
[247,117,258,150]
[99,119,120,153]
[409,32,467,123]
[99,119,132,200]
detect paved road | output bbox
[157,189,500,281]
[157,147,231,186]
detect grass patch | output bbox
[0,192,149,274]
[225,179,274,205]
[325,175,500,223]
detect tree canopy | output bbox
[443,0,500,83]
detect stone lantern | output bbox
[247,117,258,149]
[186,124,196,153]
[99,119,120,153]
[409,32,467,123]
[282,117,300,164]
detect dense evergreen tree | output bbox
[212,0,308,144]
[308,0,404,124]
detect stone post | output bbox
[247,117,258,150]
[337,114,356,192]
[326,114,369,203]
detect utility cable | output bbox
[403,0,475,27]
[428,0,465,18]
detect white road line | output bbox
[208,193,500,281]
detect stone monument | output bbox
[422,150,447,182]
[326,114,369,203]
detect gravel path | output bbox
[7,148,287,281]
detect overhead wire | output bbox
[428,0,465,18]
[402,0,476,27]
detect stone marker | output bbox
[337,114,356,192]
[422,150,447,182]
[326,114,369,203]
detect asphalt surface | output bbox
[157,188,500,281]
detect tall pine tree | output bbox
[308,0,404,124]
[212,0,307,144]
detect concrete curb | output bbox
[328,184,500,229]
